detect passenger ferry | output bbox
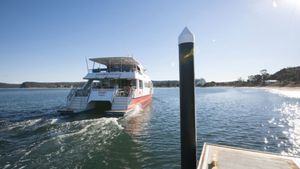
[64,57,153,114]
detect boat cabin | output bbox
[89,57,145,74]
[82,57,152,98]
[65,56,153,113]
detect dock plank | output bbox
[198,143,300,169]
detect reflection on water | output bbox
[275,102,300,155]
[123,105,152,136]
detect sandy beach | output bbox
[261,87,300,98]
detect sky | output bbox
[0,0,300,83]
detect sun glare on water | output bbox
[276,102,300,155]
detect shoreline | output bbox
[258,86,300,98]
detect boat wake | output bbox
[1,111,125,169]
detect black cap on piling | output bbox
[178,27,197,169]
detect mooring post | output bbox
[178,27,196,169]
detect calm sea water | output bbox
[0,87,300,169]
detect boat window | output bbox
[92,68,101,73]
[137,66,141,74]
[139,80,143,89]
[92,79,114,89]
[131,80,136,89]
[143,81,152,88]
[122,65,132,72]
[92,82,100,88]
[109,65,121,72]
[106,65,135,72]
[117,79,131,88]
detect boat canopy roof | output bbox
[90,57,140,66]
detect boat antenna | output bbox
[85,57,89,72]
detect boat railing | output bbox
[75,88,90,97]
[88,67,139,73]
[67,88,77,103]
[67,87,90,102]
[88,68,108,73]
[90,88,114,93]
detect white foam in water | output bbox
[15,117,126,166]
[264,137,268,144]
[124,104,143,120]
[57,120,102,139]
[3,164,11,169]
[109,118,124,130]
[8,118,42,130]
[56,117,124,139]
[282,130,289,135]
[268,118,275,124]
[278,124,284,128]
[25,118,42,127]
[50,118,58,124]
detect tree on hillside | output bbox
[260,69,270,83]
[237,77,244,82]
[247,74,262,85]
[260,69,267,76]
[235,77,245,86]
[196,78,206,87]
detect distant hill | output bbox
[20,82,85,88]
[152,80,179,87]
[270,66,300,82]
[204,66,300,87]
[0,83,20,88]
[152,79,205,87]
[0,82,84,88]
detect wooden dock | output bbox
[198,143,300,169]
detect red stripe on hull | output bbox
[128,95,152,111]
